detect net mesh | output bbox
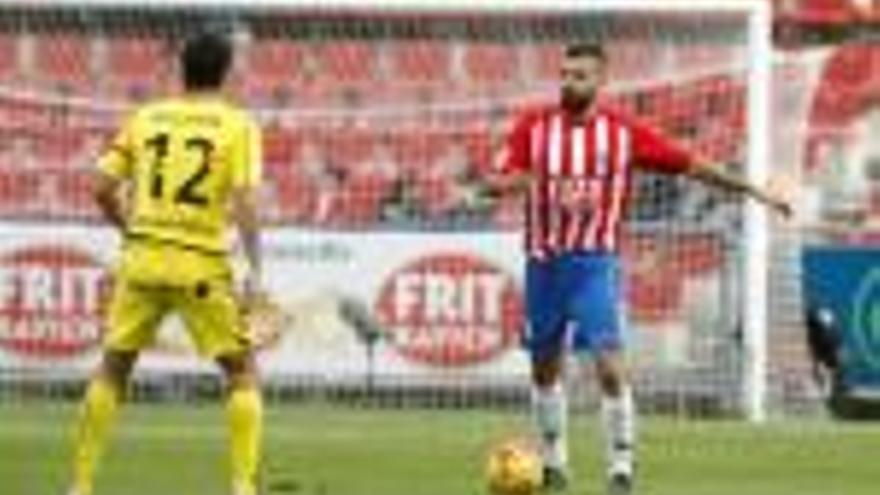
[0,5,785,418]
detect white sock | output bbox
[532,382,568,470]
[600,386,636,476]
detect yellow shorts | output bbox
[103,239,251,358]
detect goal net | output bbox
[0,1,775,419]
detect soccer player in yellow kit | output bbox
[67,32,263,495]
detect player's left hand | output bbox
[759,189,793,219]
[762,173,797,219]
[768,196,793,219]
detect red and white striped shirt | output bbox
[497,103,695,257]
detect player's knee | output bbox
[598,372,623,397]
[98,350,138,389]
[596,362,626,397]
[216,351,259,389]
[531,357,563,388]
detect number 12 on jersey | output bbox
[145,132,213,207]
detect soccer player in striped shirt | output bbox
[483,43,790,494]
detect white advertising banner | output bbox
[0,224,532,382]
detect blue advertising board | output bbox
[802,247,880,392]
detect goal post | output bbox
[742,0,773,424]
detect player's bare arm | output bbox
[231,184,263,304]
[93,171,127,231]
[686,162,792,218]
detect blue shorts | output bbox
[524,251,624,360]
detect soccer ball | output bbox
[485,439,542,495]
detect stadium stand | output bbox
[0,23,812,324]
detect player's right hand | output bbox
[239,290,287,350]
[759,187,794,219]
[769,196,793,219]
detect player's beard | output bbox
[561,87,595,115]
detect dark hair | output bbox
[564,42,607,63]
[181,31,232,91]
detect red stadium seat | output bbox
[240,39,308,104]
[274,128,393,226]
[0,135,36,170]
[34,34,93,93]
[528,42,564,84]
[780,0,860,22]
[274,169,319,223]
[105,37,165,82]
[262,124,304,177]
[315,41,377,86]
[630,84,680,132]
[247,38,307,81]
[464,43,520,86]
[318,124,376,174]
[32,129,87,169]
[826,43,876,87]
[387,40,452,87]
[619,232,725,323]
[0,169,40,216]
[458,123,496,173]
[608,40,657,81]
[235,76,297,106]
[621,237,686,323]
[411,171,457,218]
[808,44,880,135]
[103,37,167,100]
[626,267,685,323]
[54,168,98,216]
[387,127,449,175]
[102,77,166,101]
[333,173,391,225]
[674,234,724,276]
[0,33,21,82]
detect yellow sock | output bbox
[71,378,120,495]
[227,387,263,494]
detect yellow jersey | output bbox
[98,95,262,254]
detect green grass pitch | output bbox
[2,402,879,495]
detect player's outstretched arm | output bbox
[477,107,536,201]
[93,171,127,231]
[686,162,792,218]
